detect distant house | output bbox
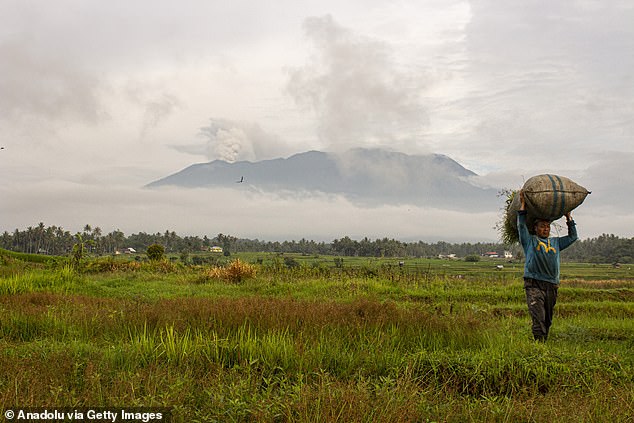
[483,251,499,258]
[116,247,137,255]
[438,253,457,259]
[210,246,223,253]
[504,251,513,259]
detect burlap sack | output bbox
[503,174,589,242]
[522,174,589,220]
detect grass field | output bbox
[0,250,632,422]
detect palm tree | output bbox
[34,222,46,253]
[92,226,103,254]
[107,229,126,254]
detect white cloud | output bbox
[286,14,431,152]
[1,1,633,241]
[0,36,106,125]
[580,152,634,212]
[441,0,634,172]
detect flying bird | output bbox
[236,176,244,183]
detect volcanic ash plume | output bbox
[197,118,293,163]
[200,120,256,163]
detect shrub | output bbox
[465,255,480,262]
[83,257,142,273]
[284,257,300,269]
[142,259,179,273]
[191,255,222,266]
[146,244,165,261]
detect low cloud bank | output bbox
[2,182,499,242]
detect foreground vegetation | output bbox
[0,250,632,422]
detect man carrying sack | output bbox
[518,190,578,341]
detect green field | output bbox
[1,250,633,422]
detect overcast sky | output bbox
[1,0,633,242]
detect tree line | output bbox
[1,223,632,264]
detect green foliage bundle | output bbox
[496,189,520,245]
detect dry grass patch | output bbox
[198,259,257,284]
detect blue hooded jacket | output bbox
[518,210,578,284]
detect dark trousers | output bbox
[524,278,558,341]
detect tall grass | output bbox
[0,255,632,421]
[0,264,78,294]
[0,247,60,264]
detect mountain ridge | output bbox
[146,148,497,211]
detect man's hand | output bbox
[565,212,572,222]
[519,190,526,211]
